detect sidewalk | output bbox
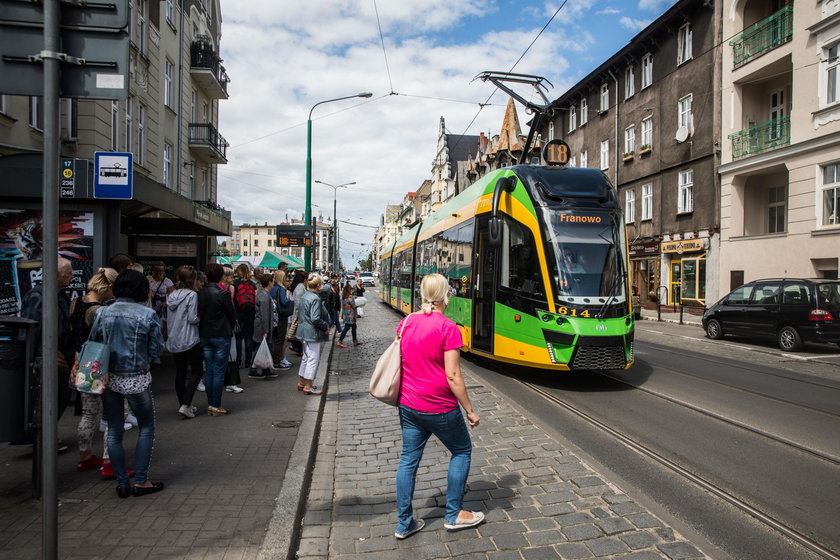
[295,300,709,560]
[0,341,319,560]
[638,307,703,327]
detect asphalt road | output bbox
[462,320,840,560]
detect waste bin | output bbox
[0,317,37,442]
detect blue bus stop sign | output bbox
[94,152,133,199]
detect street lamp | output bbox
[305,92,373,270]
[315,180,355,272]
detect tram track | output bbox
[522,379,840,560]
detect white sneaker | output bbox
[444,511,485,531]
[225,385,244,393]
[280,359,292,367]
[125,413,138,428]
[197,380,206,392]
[178,404,196,419]
[123,422,134,431]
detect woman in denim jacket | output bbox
[295,273,330,394]
[89,269,164,499]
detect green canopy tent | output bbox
[216,254,241,265]
[258,251,303,270]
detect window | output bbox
[500,217,545,297]
[165,0,174,26]
[124,97,132,152]
[547,120,554,140]
[163,143,173,188]
[641,183,653,221]
[164,60,174,108]
[625,65,635,99]
[67,98,78,140]
[600,83,609,111]
[268,229,273,235]
[138,104,145,165]
[201,168,208,198]
[823,163,840,226]
[254,239,259,247]
[580,98,588,125]
[600,140,609,170]
[569,106,577,132]
[190,89,196,121]
[677,23,693,64]
[188,160,195,196]
[625,190,635,224]
[624,125,636,154]
[29,96,43,131]
[828,44,839,105]
[137,0,147,54]
[678,94,693,131]
[569,155,576,168]
[641,116,652,148]
[768,185,786,233]
[243,239,248,246]
[641,53,653,89]
[580,150,588,168]
[267,239,273,247]
[727,284,754,305]
[678,169,693,213]
[110,101,119,151]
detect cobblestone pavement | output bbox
[297,298,710,559]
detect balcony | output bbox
[730,6,792,69]
[190,40,230,99]
[728,116,790,160]
[189,123,229,163]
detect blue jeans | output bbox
[102,386,155,488]
[201,336,230,408]
[396,405,472,534]
[236,312,254,367]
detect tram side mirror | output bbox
[489,216,502,247]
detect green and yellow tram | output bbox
[379,164,635,371]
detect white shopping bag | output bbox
[252,338,273,370]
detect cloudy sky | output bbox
[217,0,678,267]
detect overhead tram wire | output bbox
[373,0,395,95]
[448,0,569,156]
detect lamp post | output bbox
[315,180,355,272]
[305,92,372,270]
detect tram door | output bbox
[473,217,497,353]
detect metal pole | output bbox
[333,192,337,272]
[304,118,312,271]
[41,1,60,557]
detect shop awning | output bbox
[258,251,304,270]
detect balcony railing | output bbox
[728,116,790,160]
[189,123,229,162]
[730,6,793,69]
[190,41,230,98]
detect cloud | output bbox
[620,16,651,32]
[638,0,675,12]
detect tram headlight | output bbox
[542,314,552,322]
[555,317,564,325]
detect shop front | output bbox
[660,238,707,307]
[629,239,660,309]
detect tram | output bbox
[378,72,634,372]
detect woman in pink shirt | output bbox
[394,273,484,540]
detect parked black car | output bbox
[702,278,840,351]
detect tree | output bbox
[357,251,373,271]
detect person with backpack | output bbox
[232,264,257,371]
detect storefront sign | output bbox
[661,239,705,254]
[629,240,660,257]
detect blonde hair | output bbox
[223,266,234,278]
[306,272,323,292]
[420,273,449,314]
[273,270,286,286]
[87,267,118,295]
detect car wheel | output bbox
[778,326,803,352]
[705,318,724,340]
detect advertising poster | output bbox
[0,209,95,315]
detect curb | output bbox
[258,332,336,560]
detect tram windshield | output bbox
[543,211,627,308]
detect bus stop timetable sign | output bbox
[94,151,133,199]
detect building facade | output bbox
[227,220,334,270]
[537,0,722,308]
[0,0,231,307]
[718,0,840,287]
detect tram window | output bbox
[500,219,544,296]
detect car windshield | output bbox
[542,210,627,307]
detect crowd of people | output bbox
[20,252,371,499]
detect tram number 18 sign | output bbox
[276,225,316,247]
[543,139,571,166]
